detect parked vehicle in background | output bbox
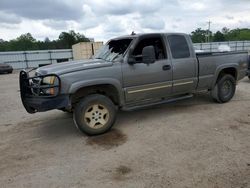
[20,33,249,135]
[218,45,231,52]
[0,63,13,74]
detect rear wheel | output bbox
[211,74,236,103]
[73,94,117,135]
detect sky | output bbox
[0,0,249,42]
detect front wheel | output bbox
[73,94,117,135]
[211,74,236,103]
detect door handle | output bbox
[162,65,171,71]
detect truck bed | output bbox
[196,51,249,90]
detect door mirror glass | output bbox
[142,46,156,64]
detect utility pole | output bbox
[206,20,212,43]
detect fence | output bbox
[0,49,73,69]
[193,41,250,52]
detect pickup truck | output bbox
[19,33,249,135]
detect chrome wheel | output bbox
[84,104,110,129]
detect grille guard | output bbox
[19,70,61,113]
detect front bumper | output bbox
[19,70,70,113]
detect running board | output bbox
[122,94,193,111]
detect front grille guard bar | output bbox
[19,70,61,99]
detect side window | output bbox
[168,35,190,59]
[132,37,166,62]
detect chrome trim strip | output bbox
[174,81,194,86]
[127,84,172,94]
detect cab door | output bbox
[166,34,198,94]
[122,34,173,103]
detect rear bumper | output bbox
[19,70,70,113]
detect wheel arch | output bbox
[69,79,124,108]
[213,65,238,86]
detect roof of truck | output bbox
[112,32,188,40]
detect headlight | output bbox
[41,76,59,96]
[43,88,57,95]
[30,75,59,96]
[42,76,56,85]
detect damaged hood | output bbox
[36,59,113,75]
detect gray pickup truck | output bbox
[20,33,249,135]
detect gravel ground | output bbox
[0,72,250,188]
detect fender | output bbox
[68,78,125,105]
[212,63,238,87]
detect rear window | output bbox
[168,35,190,59]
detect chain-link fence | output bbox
[193,41,250,52]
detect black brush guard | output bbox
[19,70,69,113]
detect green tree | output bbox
[75,32,90,42]
[213,31,225,42]
[191,28,207,43]
[222,27,230,35]
[44,37,50,43]
[191,27,250,42]
[0,30,90,51]
[58,30,90,49]
[225,28,250,41]
[6,33,38,51]
[17,33,36,42]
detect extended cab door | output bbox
[122,34,173,103]
[166,34,198,94]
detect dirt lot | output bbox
[0,72,250,188]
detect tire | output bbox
[248,75,250,80]
[211,74,236,103]
[73,94,117,135]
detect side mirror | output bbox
[142,46,156,64]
